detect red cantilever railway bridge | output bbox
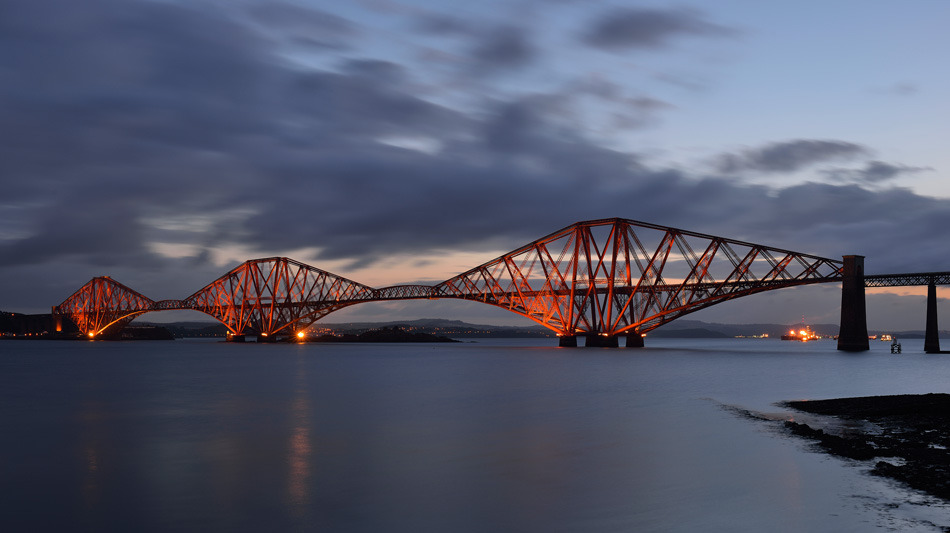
[51,218,950,350]
[53,218,847,345]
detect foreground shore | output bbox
[783,394,950,502]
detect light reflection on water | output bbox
[288,356,312,514]
[1,337,949,532]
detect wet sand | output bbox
[783,394,950,502]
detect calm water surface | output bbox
[2,337,950,532]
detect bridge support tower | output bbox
[925,278,941,353]
[837,255,869,352]
[585,335,619,347]
[558,335,577,347]
[625,332,644,348]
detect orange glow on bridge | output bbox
[52,218,845,339]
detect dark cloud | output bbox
[582,7,734,50]
[554,78,673,131]
[714,140,870,174]
[0,194,149,269]
[468,26,536,72]
[413,13,478,37]
[822,161,932,184]
[2,0,950,323]
[410,12,536,73]
[245,2,356,50]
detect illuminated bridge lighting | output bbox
[52,218,845,340]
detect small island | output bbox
[783,394,950,501]
[310,326,460,343]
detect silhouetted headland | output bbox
[311,326,460,343]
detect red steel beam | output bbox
[53,218,845,338]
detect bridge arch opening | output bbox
[127,309,220,323]
[298,299,541,329]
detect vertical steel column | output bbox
[925,278,940,353]
[837,255,869,352]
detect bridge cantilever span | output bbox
[54,276,155,338]
[431,218,843,346]
[181,257,378,338]
[53,218,846,344]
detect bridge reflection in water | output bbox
[51,218,949,351]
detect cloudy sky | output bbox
[2,0,949,330]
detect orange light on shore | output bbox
[296,331,305,339]
[87,332,95,338]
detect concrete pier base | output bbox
[228,334,246,343]
[925,280,941,353]
[256,334,277,343]
[837,255,870,352]
[558,335,578,347]
[625,333,644,348]
[585,335,619,347]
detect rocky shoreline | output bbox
[782,394,950,503]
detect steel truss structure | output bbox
[183,257,377,336]
[55,276,155,337]
[432,218,843,337]
[53,218,845,338]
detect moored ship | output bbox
[781,325,819,341]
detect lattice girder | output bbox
[53,277,155,338]
[435,218,843,336]
[182,257,376,336]
[51,218,846,340]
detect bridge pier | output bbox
[625,333,644,348]
[558,335,578,347]
[585,334,619,347]
[837,255,869,352]
[925,279,941,353]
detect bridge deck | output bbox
[865,272,950,287]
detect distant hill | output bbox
[135,318,554,338]
[315,318,554,338]
[651,319,934,339]
[648,327,730,339]
[652,319,840,339]
[138,321,228,338]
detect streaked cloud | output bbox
[822,161,932,184]
[582,7,734,50]
[714,140,870,174]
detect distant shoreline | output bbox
[309,326,460,343]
